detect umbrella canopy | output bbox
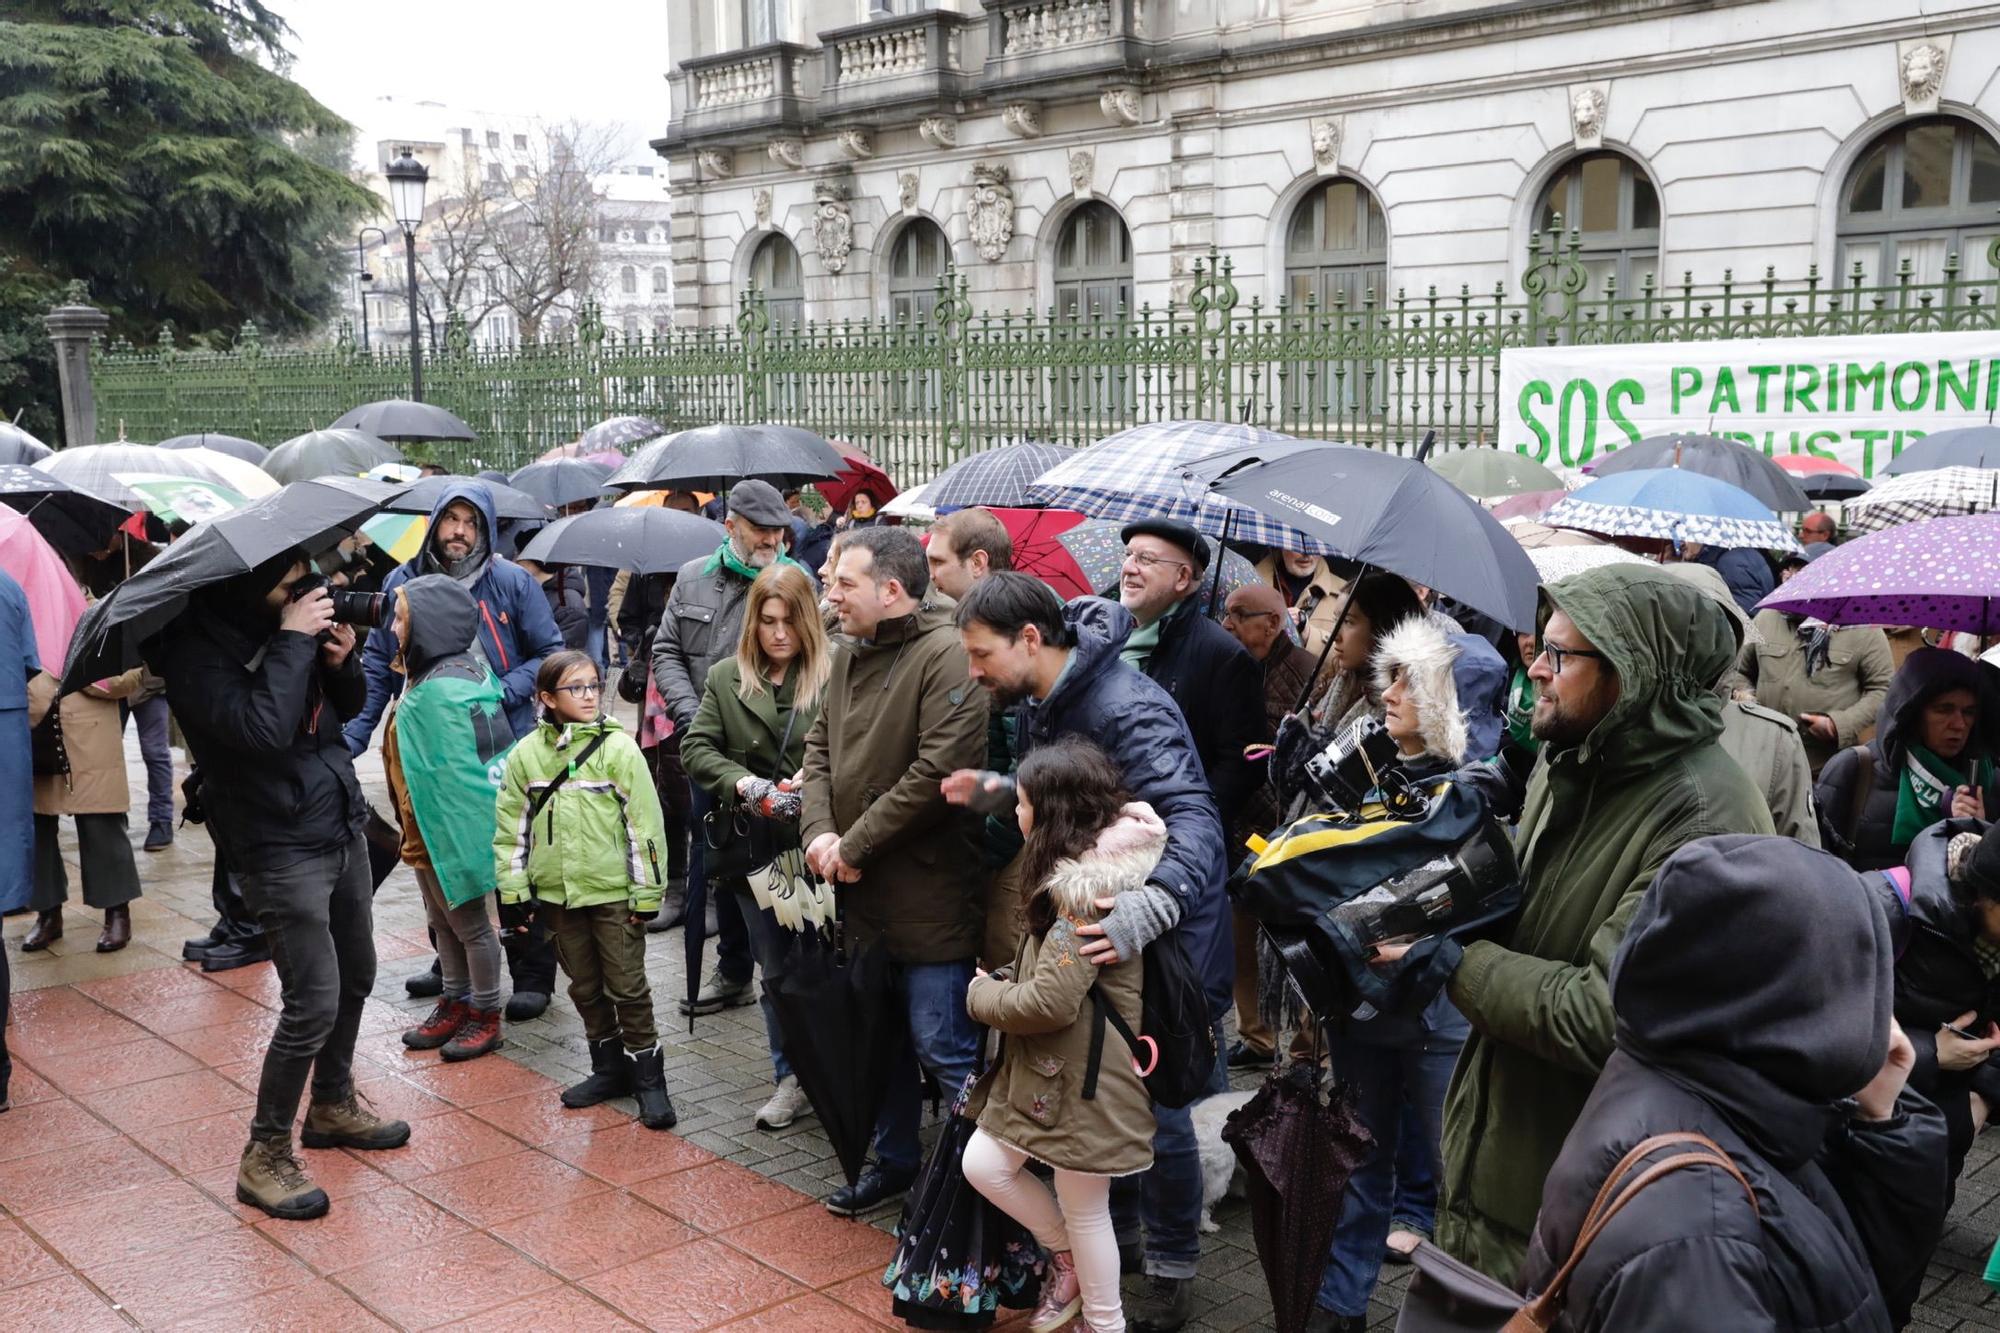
[264,429,403,484]
[0,464,133,556]
[516,507,726,575]
[605,423,842,492]
[1208,444,1544,631]
[1504,518,1612,550]
[1774,453,1861,479]
[0,508,87,670]
[1546,467,1802,554]
[1220,1066,1374,1333]
[1524,542,1651,584]
[1588,432,1813,511]
[579,415,665,454]
[1800,472,1871,502]
[879,482,935,521]
[1053,519,1264,616]
[1882,425,2000,475]
[1429,445,1567,498]
[157,432,267,464]
[1759,513,2000,635]
[164,446,281,500]
[0,423,51,465]
[1027,420,1337,555]
[1840,465,2000,536]
[1486,488,1568,521]
[816,452,897,513]
[924,441,1077,510]
[989,507,1092,598]
[115,475,247,525]
[382,475,552,524]
[330,399,475,443]
[764,929,903,1188]
[509,459,614,510]
[361,511,428,563]
[36,443,229,510]
[60,477,403,692]
[611,487,713,511]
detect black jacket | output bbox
[542,572,589,651]
[1519,835,1949,1333]
[1133,593,1264,827]
[152,612,368,875]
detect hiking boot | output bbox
[21,910,60,952]
[402,997,468,1051]
[199,937,270,973]
[405,962,443,998]
[504,990,550,1021]
[825,1164,915,1217]
[755,1075,811,1130]
[628,1043,678,1131]
[1030,1249,1082,1333]
[442,1007,503,1063]
[143,819,173,851]
[646,879,688,933]
[300,1089,412,1151]
[677,967,754,1016]
[236,1136,329,1221]
[561,1037,633,1108]
[1129,1275,1196,1331]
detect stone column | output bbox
[44,298,111,448]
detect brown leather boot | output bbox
[96,904,131,953]
[21,910,60,952]
[300,1089,411,1151]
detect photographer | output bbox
[149,548,412,1223]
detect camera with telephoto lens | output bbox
[290,573,386,629]
[1303,714,1400,811]
[1327,818,1518,951]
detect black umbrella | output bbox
[923,441,1076,510]
[1589,432,1812,511]
[580,415,666,453]
[331,398,476,443]
[158,432,268,464]
[763,922,902,1189]
[604,423,840,492]
[264,429,403,484]
[1882,424,2000,475]
[1220,1065,1374,1333]
[510,458,615,510]
[60,477,405,692]
[0,423,53,464]
[0,464,134,556]
[1800,472,1871,502]
[517,507,724,575]
[475,469,510,486]
[1205,443,1542,631]
[381,475,552,523]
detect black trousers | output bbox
[31,813,140,912]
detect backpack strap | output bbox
[1081,985,1153,1102]
[527,730,611,824]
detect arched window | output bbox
[619,265,637,295]
[887,219,949,325]
[1840,116,2000,283]
[650,266,670,296]
[1534,151,1660,293]
[1053,202,1132,320]
[748,232,804,327]
[1285,177,1387,313]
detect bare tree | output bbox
[407,153,508,338]
[481,122,619,342]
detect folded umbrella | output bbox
[1820,465,1999,536]
[382,475,552,524]
[516,507,725,575]
[1545,467,1803,555]
[1587,432,1812,511]
[264,429,402,484]
[158,432,267,464]
[0,423,51,465]
[0,464,133,556]
[331,398,476,443]
[1429,445,1567,498]
[604,423,840,493]
[509,459,614,510]
[36,442,230,510]
[1759,513,2000,635]
[1883,424,2000,475]
[924,441,1076,510]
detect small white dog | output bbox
[1190,1089,1255,1232]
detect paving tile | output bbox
[580,1237,806,1332]
[80,1224,313,1326]
[362,1108,526,1183]
[0,1097,116,1161]
[122,986,269,1035]
[409,1147,611,1228]
[490,1190,700,1279]
[329,1229,561,1330]
[78,1066,252,1130]
[631,1158,815,1232]
[158,1276,396,1331]
[398,1055,561,1108]
[468,1089,630,1145]
[541,1117,719,1186]
[9,1005,150,1062]
[188,1149,394,1225]
[256,1182,471,1274]
[823,1271,906,1327]
[7,985,115,1029]
[20,1175,240,1268]
[311,1074,457,1126]
[434,1282,643,1331]
[720,1202,900,1287]
[162,1012,281,1067]
[129,1106,258,1172]
[718,1292,896,1332]
[74,963,224,1013]
[0,1216,67,1292]
[1,1062,63,1107]
[207,958,282,995]
[0,1272,129,1332]
[0,1135,173,1212]
[25,1034,203,1095]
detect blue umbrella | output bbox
[1545,467,1801,553]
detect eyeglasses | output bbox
[1536,642,1608,676]
[1122,547,1190,572]
[551,681,602,697]
[1221,608,1278,623]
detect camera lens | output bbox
[327,589,386,628]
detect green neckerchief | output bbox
[1893,743,1993,846]
[1505,665,1540,751]
[703,541,804,583]
[1119,617,1163,670]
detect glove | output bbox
[741,776,803,821]
[1271,711,1318,810]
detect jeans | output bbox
[731,882,795,1084]
[688,781,753,983]
[1390,1100,1438,1236]
[873,959,982,1175]
[415,868,503,1012]
[236,834,376,1142]
[1316,1004,1468,1317]
[131,695,174,826]
[1110,1017,1232,1280]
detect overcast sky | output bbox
[279,0,672,162]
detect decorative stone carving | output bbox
[1002,103,1043,140]
[812,180,853,274]
[1568,84,1608,151]
[698,149,734,179]
[837,127,875,160]
[1900,39,1949,115]
[754,188,773,228]
[1100,86,1141,127]
[1309,117,1341,176]
[898,172,920,216]
[1068,149,1094,199]
[768,138,805,170]
[968,163,1015,263]
[919,116,958,149]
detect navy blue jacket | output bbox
[1134,592,1265,827]
[1013,598,1233,1018]
[1697,544,1776,616]
[344,480,564,750]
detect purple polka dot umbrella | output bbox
[1758,512,2000,635]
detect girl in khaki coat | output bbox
[963,739,1163,1333]
[24,665,145,952]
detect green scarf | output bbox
[704,541,804,583]
[1893,743,1993,846]
[1119,617,1163,670]
[1505,665,1540,751]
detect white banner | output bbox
[1497,330,2000,481]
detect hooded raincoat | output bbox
[1435,563,1774,1282]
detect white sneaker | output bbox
[755,1075,812,1130]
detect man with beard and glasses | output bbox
[1387,564,1775,1286]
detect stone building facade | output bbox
[653,0,2000,328]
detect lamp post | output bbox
[354,225,387,351]
[384,146,430,401]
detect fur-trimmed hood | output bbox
[1371,618,1508,764]
[1043,801,1168,919]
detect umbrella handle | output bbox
[1132,1035,1159,1079]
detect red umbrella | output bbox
[815,446,898,514]
[986,507,1093,598]
[1774,453,1862,478]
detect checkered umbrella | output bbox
[924,441,1076,510]
[1025,421,1338,554]
[1545,468,1802,554]
[1842,466,2000,535]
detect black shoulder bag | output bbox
[703,706,802,879]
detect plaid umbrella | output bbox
[36,443,230,509]
[1842,466,2000,536]
[0,423,50,465]
[580,415,666,454]
[1546,468,1802,553]
[1883,425,2000,475]
[1761,513,2000,634]
[1055,519,1263,617]
[925,441,1076,510]
[1026,421,1338,555]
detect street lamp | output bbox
[384,146,430,400]
[355,225,387,351]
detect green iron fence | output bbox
[91,227,2000,481]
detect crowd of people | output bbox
[0,453,1991,1333]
